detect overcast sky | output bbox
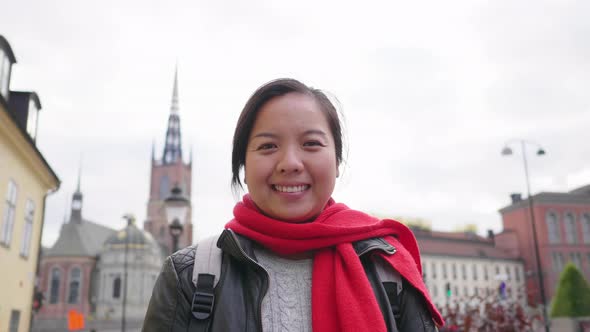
[2,0,589,247]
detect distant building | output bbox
[95,219,162,323]
[499,186,590,305]
[0,35,60,332]
[143,68,193,255]
[34,180,162,331]
[34,181,115,329]
[415,228,525,309]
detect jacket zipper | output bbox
[226,230,269,332]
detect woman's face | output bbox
[244,92,338,223]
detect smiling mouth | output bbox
[272,184,310,193]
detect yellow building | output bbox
[0,35,59,332]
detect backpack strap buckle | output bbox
[192,274,215,320]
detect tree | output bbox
[453,223,478,233]
[393,216,432,231]
[550,263,590,318]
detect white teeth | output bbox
[274,185,308,193]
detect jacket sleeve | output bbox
[142,250,195,332]
[397,279,438,332]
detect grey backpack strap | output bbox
[192,234,223,288]
[372,255,403,321]
[189,234,222,331]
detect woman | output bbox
[143,78,443,332]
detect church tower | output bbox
[144,67,193,255]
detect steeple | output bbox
[161,66,183,164]
[70,163,83,223]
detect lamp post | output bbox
[501,139,548,332]
[121,213,135,332]
[164,185,189,254]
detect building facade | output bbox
[499,186,590,306]
[0,35,60,332]
[34,183,162,331]
[143,69,193,255]
[95,220,162,323]
[34,185,116,330]
[415,229,526,309]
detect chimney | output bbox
[487,229,495,243]
[510,193,522,204]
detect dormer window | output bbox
[26,98,39,140]
[0,48,11,100]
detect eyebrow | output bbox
[251,129,328,139]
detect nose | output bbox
[276,147,303,174]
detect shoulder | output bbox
[168,244,198,277]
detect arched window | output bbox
[582,214,590,244]
[546,212,560,243]
[67,268,81,304]
[113,276,121,299]
[49,267,61,304]
[565,213,576,243]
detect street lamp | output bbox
[121,213,135,332]
[501,139,549,332]
[164,185,189,253]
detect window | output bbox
[9,310,20,332]
[159,175,170,199]
[559,253,565,271]
[422,262,427,279]
[552,252,559,271]
[571,252,582,269]
[546,212,561,243]
[515,266,521,281]
[20,199,35,257]
[113,276,121,299]
[565,213,577,244]
[472,264,478,280]
[583,214,590,244]
[452,263,457,280]
[1,180,18,246]
[463,286,468,296]
[432,285,438,297]
[484,266,489,281]
[505,266,511,280]
[68,267,81,304]
[0,50,10,99]
[26,98,39,140]
[454,286,458,296]
[442,263,447,279]
[461,264,467,280]
[49,267,61,304]
[431,262,437,279]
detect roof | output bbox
[498,184,590,213]
[413,229,519,261]
[44,219,116,257]
[0,35,17,63]
[104,223,159,250]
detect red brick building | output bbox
[499,185,590,305]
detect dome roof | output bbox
[103,223,158,250]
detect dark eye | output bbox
[256,143,277,150]
[303,141,325,147]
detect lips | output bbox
[272,184,310,193]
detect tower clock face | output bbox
[72,199,82,210]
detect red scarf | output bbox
[225,195,444,331]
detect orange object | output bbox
[68,310,85,330]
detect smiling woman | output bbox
[143,78,444,332]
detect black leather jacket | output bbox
[143,229,437,332]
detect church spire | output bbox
[70,161,84,223]
[161,66,183,164]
